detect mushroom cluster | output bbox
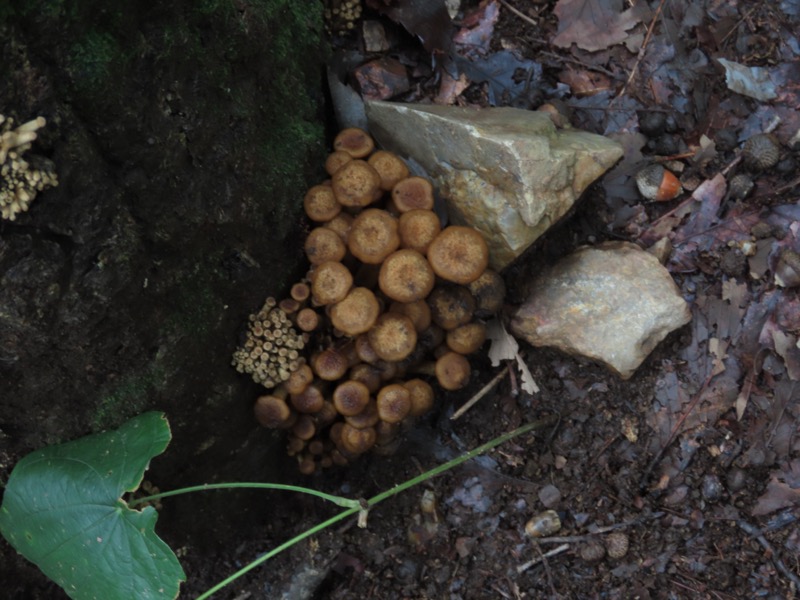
[0,114,58,221]
[234,127,505,473]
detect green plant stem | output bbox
[196,414,558,600]
[128,482,359,509]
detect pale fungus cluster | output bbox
[323,0,363,36]
[234,127,505,474]
[0,114,58,221]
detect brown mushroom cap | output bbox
[304,184,342,222]
[254,393,293,428]
[330,287,381,336]
[368,312,418,362]
[435,351,471,390]
[378,249,435,303]
[345,400,380,429]
[427,225,489,284]
[325,150,353,175]
[332,159,382,208]
[290,383,326,413]
[404,378,435,417]
[348,208,400,264]
[388,299,431,333]
[398,209,441,255]
[291,282,311,303]
[311,347,350,381]
[310,261,353,306]
[376,383,412,423]
[446,322,487,355]
[467,269,506,315]
[427,284,476,330]
[324,212,354,242]
[332,380,371,416]
[292,415,316,441]
[340,423,377,454]
[354,333,379,364]
[368,150,410,191]
[304,226,347,265]
[333,127,375,158]
[391,176,435,212]
[295,307,320,332]
[348,362,383,393]
[285,363,314,395]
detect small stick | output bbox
[738,520,800,589]
[500,0,537,26]
[450,367,508,420]
[516,543,569,573]
[612,0,667,104]
[535,511,664,544]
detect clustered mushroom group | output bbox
[232,127,504,474]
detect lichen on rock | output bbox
[0,114,58,221]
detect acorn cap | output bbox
[378,249,435,303]
[427,225,489,284]
[742,133,780,171]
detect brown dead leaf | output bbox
[558,66,612,96]
[752,459,800,516]
[551,0,646,52]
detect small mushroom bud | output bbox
[446,322,487,355]
[285,363,314,395]
[525,510,561,538]
[340,423,377,454]
[379,249,435,303]
[333,127,375,158]
[376,383,412,423]
[332,380,371,416]
[290,282,311,303]
[635,164,682,202]
[348,363,383,393]
[428,285,476,330]
[398,209,441,255]
[435,351,471,391]
[304,227,347,265]
[742,133,780,171]
[332,159,382,208]
[404,378,435,417]
[310,261,353,306]
[254,392,293,428]
[290,383,325,414]
[368,312,418,362]
[391,176,435,212]
[325,150,353,175]
[345,400,380,429]
[330,287,381,336]
[295,307,320,332]
[368,149,409,191]
[348,208,400,264]
[427,226,490,284]
[304,184,342,222]
[292,415,316,441]
[311,346,350,381]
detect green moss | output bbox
[91,364,167,431]
[68,30,124,92]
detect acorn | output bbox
[728,173,754,200]
[742,133,780,171]
[524,510,561,538]
[635,164,682,202]
[605,532,629,559]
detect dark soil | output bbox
[3,1,800,599]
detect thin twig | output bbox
[538,50,620,79]
[451,367,509,420]
[612,0,667,104]
[517,543,570,573]
[535,511,664,544]
[738,520,800,590]
[499,0,537,27]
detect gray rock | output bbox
[365,101,624,270]
[510,242,691,379]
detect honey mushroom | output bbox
[345,400,380,429]
[333,127,375,158]
[332,159,382,208]
[427,225,489,284]
[311,346,351,381]
[388,299,431,332]
[398,209,441,255]
[290,383,326,414]
[427,284,476,330]
[376,383,412,423]
[254,391,294,428]
[348,208,400,264]
[367,312,418,362]
[391,176,435,212]
[348,363,383,393]
[310,261,353,305]
[378,249,435,303]
[339,423,377,454]
[368,149,410,191]
[467,269,506,316]
[404,378,435,417]
[324,212,354,242]
[446,322,487,355]
[285,363,314,395]
[435,351,472,391]
[295,307,320,332]
[330,287,381,336]
[304,184,341,222]
[325,150,352,175]
[332,380,371,416]
[304,226,347,265]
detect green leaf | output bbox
[0,412,185,599]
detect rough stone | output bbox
[365,101,624,270]
[510,242,691,379]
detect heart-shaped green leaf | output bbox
[0,411,185,599]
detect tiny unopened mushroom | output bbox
[333,127,375,158]
[333,380,371,416]
[377,383,412,423]
[291,282,311,303]
[427,226,489,284]
[368,312,418,361]
[304,184,342,222]
[292,415,317,441]
[332,159,382,208]
[446,322,487,355]
[428,285,476,330]
[368,149,410,191]
[348,208,400,264]
[379,249,435,303]
[310,261,353,305]
[435,351,471,390]
[305,226,347,265]
[330,287,381,336]
[391,176,435,212]
[399,209,441,255]
[467,269,506,315]
[295,307,320,332]
[404,378,435,417]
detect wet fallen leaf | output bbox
[752,459,800,516]
[551,0,646,52]
[717,58,778,101]
[365,0,453,54]
[453,0,499,57]
[453,51,542,106]
[486,319,539,394]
